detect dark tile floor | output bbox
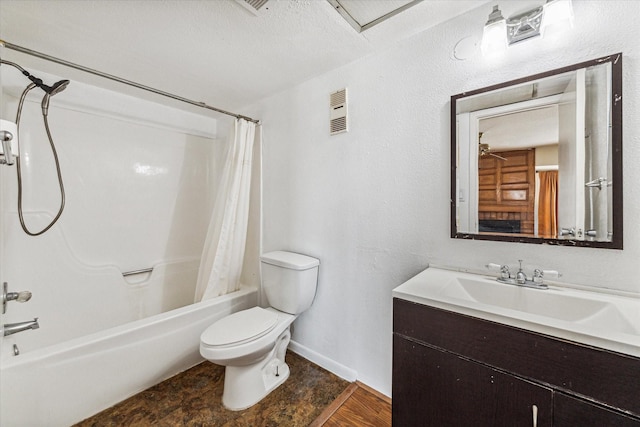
[75,352,349,426]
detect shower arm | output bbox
[0,39,260,124]
[0,58,63,95]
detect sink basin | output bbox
[443,277,611,321]
[393,267,640,356]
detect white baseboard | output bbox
[288,340,357,382]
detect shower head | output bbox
[41,80,70,116]
[1,59,70,95]
[47,79,70,96]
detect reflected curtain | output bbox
[538,171,558,239]
[194,118,259,302]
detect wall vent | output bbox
[330,88,348,135]
[233,0,270,15]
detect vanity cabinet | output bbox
[392,298,640,426]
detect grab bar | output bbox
[122,267,154,277]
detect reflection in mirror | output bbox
[451,53,622,249]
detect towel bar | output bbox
[122,267,153,277]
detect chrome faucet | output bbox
[487,261,561,290]
[3,318,39,337]
[515,260,527,284]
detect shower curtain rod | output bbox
[0,39,260,124]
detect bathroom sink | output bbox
[393,267,640,356]
[440,277,606,322]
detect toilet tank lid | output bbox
[261,251,319,270]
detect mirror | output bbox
[451,53,622,249]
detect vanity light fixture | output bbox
[481,0,574,55]
[480,5,507,55]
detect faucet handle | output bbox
[2,282,33,314]
[533,269,544,284]
[13,291,32,302]
[485,263,510,279]
[499,265,510,279]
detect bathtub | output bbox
[0,286,257,427]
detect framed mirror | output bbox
[451,53,622,249]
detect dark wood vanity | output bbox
[392,298,640,426]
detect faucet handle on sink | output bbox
[533,269,544,284]
[486,263,510,279]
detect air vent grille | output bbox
[330,88,348,135]
[233,0,269,15]
[330,90,346,106]
[331,117,347,134]
[247,0,269,10]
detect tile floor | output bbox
[75,352,349,426]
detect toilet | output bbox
[200,250,320,410]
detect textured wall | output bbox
[246,1,640,396]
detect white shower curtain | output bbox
[194,118,259,301]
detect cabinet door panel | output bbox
[393,335,552,426]
[554,393,640,427]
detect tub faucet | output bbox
[3,318,39,337]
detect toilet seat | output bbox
[201,307,278,347]
[200,307,296,367]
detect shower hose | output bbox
[14,83,66,236]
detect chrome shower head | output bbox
[41,80,70,116]
[48,79,70,96]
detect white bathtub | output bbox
[0,286,257,427]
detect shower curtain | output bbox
[194,118,259,301]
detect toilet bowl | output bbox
[199,251,319,410]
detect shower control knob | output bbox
[2,282,33,314]
[13,291,33,302]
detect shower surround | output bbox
[0,67,255,424]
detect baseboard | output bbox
[288,340,357,382]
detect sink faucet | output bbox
[3,318,39,337]
[515,260,526,284]
[487,261,560,290]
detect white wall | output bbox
[245,1,640,396]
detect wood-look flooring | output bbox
[313,381,392,427]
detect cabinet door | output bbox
[554,393,640,427]
[393,335,552,426]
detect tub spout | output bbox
[3,318,39,337]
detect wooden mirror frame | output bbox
[450,53,623,249]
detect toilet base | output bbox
[221,328,292,411]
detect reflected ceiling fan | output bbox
[478,132,507,161]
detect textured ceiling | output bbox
[0,0,488,116]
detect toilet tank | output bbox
[260,251,319,315]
